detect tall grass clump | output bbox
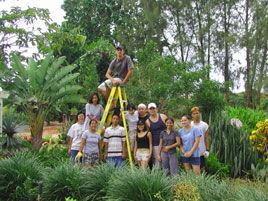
[83,162,118,200]
[209,112,259,177]
[106,166,174,201]
[175,171,233,201]
[0,152,42,201]
[233,185,268,201]
[42,162,91,201]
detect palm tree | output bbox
[1,54,85,150]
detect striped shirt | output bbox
[104,125,126,157]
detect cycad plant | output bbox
[1,54,85,150]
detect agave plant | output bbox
[1,111,23,151]
[1,54,86,150]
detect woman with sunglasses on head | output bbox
[179,114,201,174]
[134,120,152,169]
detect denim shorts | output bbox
[180,156,200,165]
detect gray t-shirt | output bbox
[109,55,133,81]
[83,103,104,131]
[124,111,139,131]
[82,130,101,154]
[160,129,180,154]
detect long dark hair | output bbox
[136,120,147,132]
[88,92,100,104]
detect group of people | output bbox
[67,45,209,175]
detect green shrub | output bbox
[38,141,69,168]
[225,106,267,131]
[83,162,118,200]
[192,80,225,122]
[42,162,91,201]
[205,151,229,178]
[0,152,42,201]
[106,166,174,201]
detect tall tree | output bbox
[0,7,51,63]
[62,0,122,44]
[213,0,239,103]
[239,0,268,108]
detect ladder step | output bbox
[104,123,110,127]
[113,98,118,101]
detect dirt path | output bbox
[17,122,63,139]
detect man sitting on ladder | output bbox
[98,45,133,110]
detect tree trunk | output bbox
[224,0,230,103]
[29,110,45,151]
[31,128,44,150]
[256,42,268,106]
[245,0,252,108]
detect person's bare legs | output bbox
[192,165,200,175]
[141,160,148,169]
[183,163,192,173]
[137,160,141,168]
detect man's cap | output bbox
[138,103,146,109]
[116,45,124,50]
[148,103,157,109]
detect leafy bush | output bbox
[42,162,91,201]
[192,80,225,122]
[225,106,267,131]
[209,112,260,177]
[0,152,42,201]
[106,166,174,201]
[205,151,229,178]
[38,141,69,168]
[249,119,268,163]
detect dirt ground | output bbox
[17,121,63,139]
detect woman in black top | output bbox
[134,120,152,169]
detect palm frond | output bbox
[36,53,53,86]
[45,56,66,82]
[10,54,27,80]
[27,58,38,92]
[52,64,77,83]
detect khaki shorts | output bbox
[136,150,150,161]
[98,78,122,92]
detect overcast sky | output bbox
[0,0,65,24]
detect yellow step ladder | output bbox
[98,86,133,170]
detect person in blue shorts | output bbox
[179,114,201,174]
